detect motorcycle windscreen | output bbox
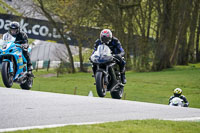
[0,39,3,49]
[1,34,16,51]
[91,44,113,63]
[2,33,16,43]
[169,97,183,106]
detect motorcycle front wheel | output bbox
[95,71,107,97]
[1,61,13,88]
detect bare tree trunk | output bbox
[155,0,161,43]
[196,13,200,62]
[186,0,199,63]
[170,0,191,65]
[126,7,134,70]
[78,39,85,72]
[152,0,173,71]
[36,0,75,73]
[146,0,152,40]
[152,0,185,71]
[144,0,152,70]
[178,31,188,65]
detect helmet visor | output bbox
[174,93,181,97]
[101,36,111,44]
[10,29,18,35]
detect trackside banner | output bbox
[0,13,66,43]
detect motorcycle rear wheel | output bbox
[110,86,124,99]
[1,62,13,88]
[20,77,33,90]
[96,72,106,97]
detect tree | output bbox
[152,0,174,71]
[63,0,96,72]
[186,0,200,63]
[34,0,76,73]
[152,0,194,70]
[33,0,200,72]
[170,0,192,65]
[196,13,200,62]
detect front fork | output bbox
[104,66,109,85]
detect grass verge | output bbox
[5,119,200,133]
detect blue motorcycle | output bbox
[0,34,33,90]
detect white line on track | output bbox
[164,117,200,121]
[1,117,200,132]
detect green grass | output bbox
[0,64,200,108]
[5,119,200,133]
[125,65,200,108]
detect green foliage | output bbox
[0,4,7,14]
[73,49,93,62]
[0,0,21,15]
[3,0,200,72]
[28,39,35,44]
[55,61,73,76]
[5,120,200,133]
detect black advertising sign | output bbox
[0,13,67,43]
[0,13,100,47]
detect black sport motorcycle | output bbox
[90,44,124,99]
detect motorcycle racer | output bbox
[2,21,33,77]
[92,29,126,84]
[169,88,189,107]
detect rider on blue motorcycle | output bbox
[169,88,189,107]
[3,21,33,76]
[92,29,126,84]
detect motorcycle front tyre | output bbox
[1,61,13,88]
[96,71,107,97]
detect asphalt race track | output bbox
[0,87,200,132]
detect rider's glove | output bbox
[21,43,29,49]
[113,54,122,59]
[89,57,92,62]
[15,40,23,44]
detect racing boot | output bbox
[23,50,34,77]
[27,63,34,77]
[92,65,97,77]
[121,73,126,84]
[119,63,126,84]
